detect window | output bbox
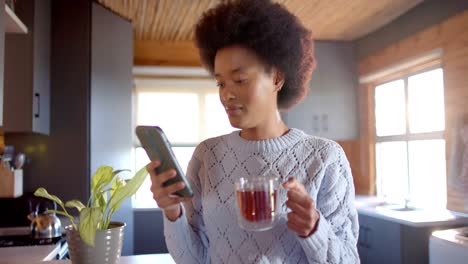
[374,68,447,209]
[133,79,234,208]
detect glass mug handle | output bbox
[274,184,289,222]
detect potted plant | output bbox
[33,165,148,264]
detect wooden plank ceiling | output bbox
[97,0,424,66]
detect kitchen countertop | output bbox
[0,244,61,264]
[431,226,468,245]
[29,254,174,264]
[354,195,468,227]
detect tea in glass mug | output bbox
[235,176,282,231]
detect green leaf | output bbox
[110,176,126,198]
[108,166,148,213]
[112,169,130,177]
[91,166,114,194]
[34,166,145,248]
[79,207,101,247]
[98,192,107,208]
[65,200,86,212]
[34,188,65,208]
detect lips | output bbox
[225,105,243,116]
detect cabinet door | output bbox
[32,0,50,134]
[367,215,402,264]
[282,42,358,140]
[3,0,34,133]
[358,214,402,264]
[358,214,370,263]
[3,0,50,134]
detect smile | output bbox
[225,105,243,116]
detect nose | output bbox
[220,84,236,102]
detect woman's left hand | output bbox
[283,177,320,237]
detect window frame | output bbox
[133,78,221,147]
[373,65,446,204]
[132,78,232,209]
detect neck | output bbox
[240,111,289,140]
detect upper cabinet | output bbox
[3,0,50,134]
[284,42,359,141]
[5,4,28,34]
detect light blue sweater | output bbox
[164,128,360,263]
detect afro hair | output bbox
[195,0,316,109]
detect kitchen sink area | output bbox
[355,195,468,264]
[354,195,468,227]
[379,204,422,212]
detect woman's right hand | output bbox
[147,160,192,221]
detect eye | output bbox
[235,79,247,85]
[216,82,225,89]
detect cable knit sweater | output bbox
[164,128,360,264]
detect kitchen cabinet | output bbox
[283,42,358,140]
[358,213,467,264]
[1,1,28,127]
[3,0,50,134]
[5,0,134,255]
[358,213,401,264]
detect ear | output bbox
[273,69,285,92]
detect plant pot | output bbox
[65,222,125,264]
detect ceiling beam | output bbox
[134,40,202,66]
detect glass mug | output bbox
[235,176,283,231]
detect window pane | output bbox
[137,92,199,143]
[204,94,234,139]
[408,68,445,133]
[172,147,196,173]
[134,147,155,208]
[134,146,196,208]
[408,139,446,209]
[376,141,408,203]
[375,80,406,136]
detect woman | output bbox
[148,0,359,263]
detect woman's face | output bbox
[214,45,283,129]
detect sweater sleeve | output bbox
[163,152,210,264]
[297,145,360,264]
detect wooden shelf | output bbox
[5,4,28,34]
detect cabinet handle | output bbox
[359,226,372,249]
[362,227,368,248]
[366,228,372,249]
[34,93,40,118]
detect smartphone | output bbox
[135,126,193,197]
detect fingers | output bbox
[147,160,192,211]
[156,195,191,209]
[153,181,186,199]
[155,169,177,186]
[286,209,320,237]
[147,161,178,187]
[283,177,319,237]
[287,189,315,211]
[285,198,314,220]
[151,182,190,210]
[287,215,315,237]
[282,177,306,192]
[146,160,160,176]
[287,211,310,226]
